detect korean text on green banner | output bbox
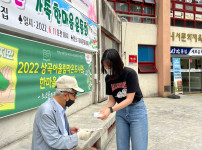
[172,58,183,95]
[0,33,92,118]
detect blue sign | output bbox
[172,58,183,94]
[173,58,182,79]
[171,47,202,56]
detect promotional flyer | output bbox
[172,58,183,95]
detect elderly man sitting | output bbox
[32,75,92,150]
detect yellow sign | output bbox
[0,43,18,111]
[171,32,202,43]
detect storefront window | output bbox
[190,72,201,92]
[171,57,202,93]
[180,59,189,93]
[182,72,190,92]
[190,58,202,92]
[190,58,201,69]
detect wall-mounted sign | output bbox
[0,33,92,118]
[175,11,184,19]
[171,32,202,43]
[0,0,97,52]
[185,12,194,20]
[129,55,137,65]
[171,47,202,56]
[195,14,202,21]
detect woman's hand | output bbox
[98,108,111,120]
[99,107,107,114]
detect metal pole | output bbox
[94,51,99,104]
[120,17,128,66]
[95,0,102,103]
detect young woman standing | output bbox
[98,49,148,150]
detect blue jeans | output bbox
[116,99,148,150]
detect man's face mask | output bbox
[105,69,112,75]
[65,99,75,107]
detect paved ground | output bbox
[105,94,202,150]
[1,94,202,150]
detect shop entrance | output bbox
[171,57,202,94]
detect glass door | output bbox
[171,58,189,93]
[171,57,202,94]
[190,58,202,93]
[181,59,189,93]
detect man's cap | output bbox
[55,75,84,93]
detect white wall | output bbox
[0,107,36,148]
[0,92,92,148]
[122,22,158,97]
[99,0,121,41]
[139,74,158,97]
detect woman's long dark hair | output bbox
[101,49,124,81]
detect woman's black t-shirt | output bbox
[105,67,143,103]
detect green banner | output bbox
[0,33,92,118]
